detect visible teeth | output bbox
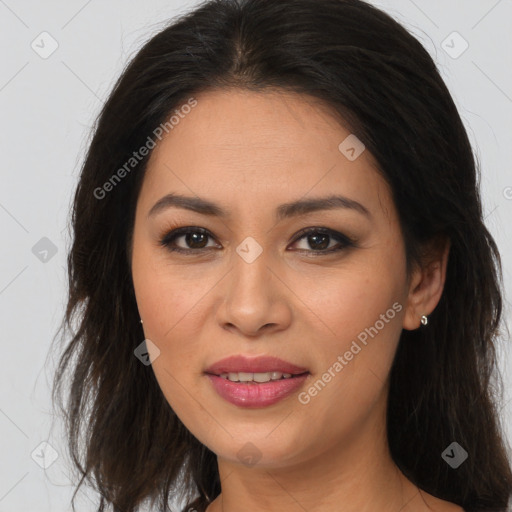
[220,371,294,382]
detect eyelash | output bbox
[158,226,356,256]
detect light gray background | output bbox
[0,1,511,511]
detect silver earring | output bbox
[420,314,428,326]
[140,319,143,324]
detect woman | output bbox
[51,0,512,511]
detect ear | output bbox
[402,236,451,331]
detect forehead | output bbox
[140,88,393,221]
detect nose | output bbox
[216,248,292,337]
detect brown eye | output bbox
[289,227,355,255]
[160,227,219,253]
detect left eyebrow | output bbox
[275,194,372,221]
[147,192,372,221]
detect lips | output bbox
[206,373,309,408]
[204,355,309,376]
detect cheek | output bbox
[132,235,208,340]
[132,256,206,420]
[292,253,405,400]
[292,271,404,447]
[131,241,202,396]
[134,281,209,393]
[296,258,403,342]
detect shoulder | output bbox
[404,490,465,512]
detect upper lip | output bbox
[204,355,309,376]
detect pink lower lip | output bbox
[205,373,309,408]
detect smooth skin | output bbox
[130,88,461,512]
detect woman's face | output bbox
[131,88,421,468]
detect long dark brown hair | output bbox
[50,0,512,510]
